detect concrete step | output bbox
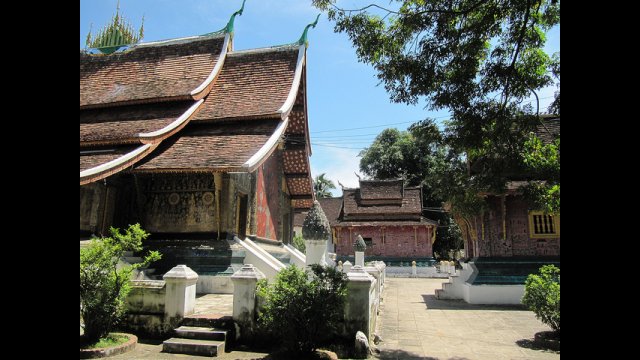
[442,282,453,291]
[162,337,224,357]
[182,314,235,329]
[435,288,456,300]
[174,326,227,341]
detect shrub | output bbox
[80,224,161,343]
[292,233,306,253]
[257,264,348,356]
[522,265,560,333]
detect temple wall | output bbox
[334,225,433,258]
[219,172,253,237]
[459,195,560,258]
[139,174,217,233]
[255,149,286,241]
[80,182,104,234]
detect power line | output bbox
[311,143,366,150]
[311,119,426,134]
[312,132,381,138]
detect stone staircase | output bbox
[141,239,245,280]
[435,262,474,300]
[162,314,233,357]
[254,240,292,265]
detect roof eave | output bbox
[80,143,158,185]
[190,33,231,100]
[241,118,289,173]
[276,44,306,120]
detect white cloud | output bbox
[310,146,364,197]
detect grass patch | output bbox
[80,333,129,349]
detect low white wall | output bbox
[344,266,377,341]
[462,283,525,304]
[197,275,234,294]
[126,280,166,314]
[124,280,170,336]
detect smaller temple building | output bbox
[329,179,437,261]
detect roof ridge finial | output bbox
[225,0,246,34]
[297,13,320,47]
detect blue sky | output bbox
[80,0,559,196]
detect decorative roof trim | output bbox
[135,35,206,47]
[138,99,204,141]
[297,14,320,47]
[277,45,305,120]
[190,33,230,98]
[224,0,246,34]
[242,118,289,172]
[80,143,156,185]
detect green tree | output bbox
[292,233,306,253]
[257,264,348,356]
[80,224,160,343]
[522,265,560,333]
[313,173,336,198]
[313,0,560,213]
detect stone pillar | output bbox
[344,265,376,340]
[305,239,328,267]
[355,251,365,267]
[230,264,265,340]
[337,261,343,272]
[163,265,199,319]
[411,260,417,277]
[343,260,352,273]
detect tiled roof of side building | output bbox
[80,35,225,108]
[192,45,299,121]
[80,146,140,172]
[342,188,422,217]
[80,101,195,145]
[293,211,308,228]
[318,197,343,227]
[359,179,404,200]
[133,119,279,172]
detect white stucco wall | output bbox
[196,275,234,294]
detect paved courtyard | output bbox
[374,277,560,360]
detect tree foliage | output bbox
[80,224,160,343]
[257,264,348,356]
[314,0,560,213]
[522,265,560,333]
[292,233,306,253]
[314,173,336,198]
